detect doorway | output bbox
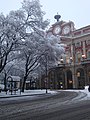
[67,70,73,89]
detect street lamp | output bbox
[45,54,48,93]
[77,72,80,77]
[70,56,73,64]
[60,57,64,63]
[82,54,86,59]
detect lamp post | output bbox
[20,79,22,95]
[45,54,48,93]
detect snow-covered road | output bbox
[0,88,90,120]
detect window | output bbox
[66,56,69,64]
[86,40,90,45]
[76,52,82,63]
[75,42,81,47]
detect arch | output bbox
[48,70,55,89]
[56,70,65,89]
[66,70,73,89]
[76,68,85,89]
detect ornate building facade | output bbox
[46,18,90,89]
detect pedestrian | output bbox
[88,85,90,92]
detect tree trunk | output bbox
[4,73,7,92]
[22,76,27,92]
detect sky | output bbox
[0,0,90,29]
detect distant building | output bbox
[7,76,21,90]
[46,18,90,89]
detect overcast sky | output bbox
[0,0,90,29]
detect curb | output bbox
[0,93,50,99]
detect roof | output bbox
[8,76,21,82]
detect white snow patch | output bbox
[0,86,90,102]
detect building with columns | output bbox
[46,15,90,89]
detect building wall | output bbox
[47,20,90,89]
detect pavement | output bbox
[0,89,55,98]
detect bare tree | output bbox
[0,11,26,73]
[0,0,49,74]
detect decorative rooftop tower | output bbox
[54,13,61,22]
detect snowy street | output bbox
[0,0,90,120]
[0,87,90,120]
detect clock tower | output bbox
[46,14,75,36]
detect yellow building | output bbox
[47,18,90,89]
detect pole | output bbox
[72,42,76,88]
[46,54,48,93]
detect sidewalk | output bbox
[0,89,56,98]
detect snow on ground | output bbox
[0,89,57,98]
[64,86,90,101]
[0,86,90,101]
[0,89,57,101]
